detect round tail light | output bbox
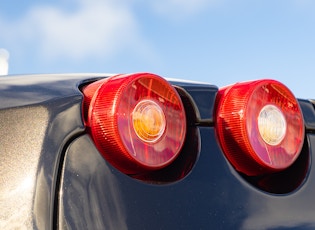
[215,79,305,176]
[82,73,186,174]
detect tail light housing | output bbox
[82,73,186,174]
[215,79,305,176]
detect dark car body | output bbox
[1,73,315,229]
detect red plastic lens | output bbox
[83,73,186,174]
[215,79,305,176]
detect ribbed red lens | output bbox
[83,73,186,174]
[215,79,305,176]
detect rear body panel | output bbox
[0,74,103,229]
[1,74,315,229]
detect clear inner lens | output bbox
[258,105,287,146]
[132,100,166,143]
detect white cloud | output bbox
[0,0,152,62]
[0,48,9,75]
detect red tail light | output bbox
[215,79,305,176]
[82,73,186,174]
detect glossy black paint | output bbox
[171,81,218,124]
[1,74,315,229]
[0,74,110,229]
[59,132,315,229]
[299,99,315,130]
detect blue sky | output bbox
[0,0,315,98]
